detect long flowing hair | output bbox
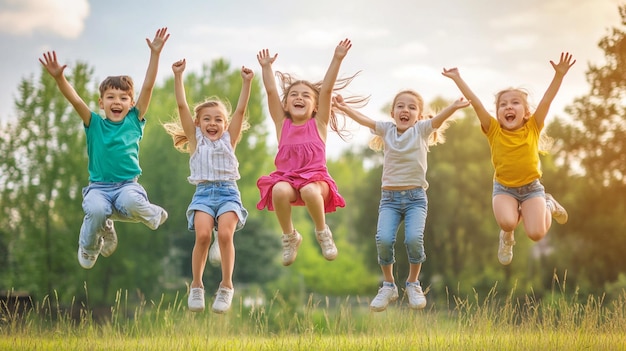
[163,97,250,153]
[275,71,369,141]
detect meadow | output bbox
[1,283,625,351]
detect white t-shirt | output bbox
[373,120,435,189]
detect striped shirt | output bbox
[188,128,240,184]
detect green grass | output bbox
[2,284,626,350]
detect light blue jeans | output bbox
[375,188,428,266]
[80,180,166,252]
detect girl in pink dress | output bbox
[256,39,363,266]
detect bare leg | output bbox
[271,182,298,234]
[216,212,238,289]
[191,211,215,289]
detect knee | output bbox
[195,229,212,247]
[526,229,547,242]
[272,183,293,201]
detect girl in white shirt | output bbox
[334,91,468,312]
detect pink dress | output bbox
[256,118,346,212]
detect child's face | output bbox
[496,91,530,131]
[99,88,134,122]
[391,93,421,133]
[196,106,228,141]
[284,84,316,122]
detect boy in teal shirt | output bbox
[39,27,170,269]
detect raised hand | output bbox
[451,97,470,109]
[241,66,254,81]
[172,59,186,74]
[441,67,460,80]
[146,27,170,54]
[334,38,352,60]
[257,49,278,67]
[550,52,576,76]
[39,51,66,78]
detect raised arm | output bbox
[442,67,492,131]
[533,52,576,126]
[39,51,91,126]
[135,27,170,119]
[317,39,352,130]
[430,97,470,129]
[332,94,376,130]
[172,59,197,152]
[228,66,254,149]
[256,49,283,136]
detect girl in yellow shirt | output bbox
[442,52,575,265]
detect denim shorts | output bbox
[186,181,248,232]
[492,179,545,203]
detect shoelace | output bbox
[215,289,231,303]
[283,234,298,250]
[317,231,333,248]
[190,289,203,300]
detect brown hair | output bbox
[275,71,368,141]
[99,76,135,101]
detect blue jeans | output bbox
[80,180,166,252]
[375,188,428,266]
[186,181,248,232]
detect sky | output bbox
[0,0,622,156]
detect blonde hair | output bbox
[494,87,553,154]
[275,71,368,141]
[163,96,250,153]
[369,90,450,151]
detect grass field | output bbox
[2,285,625,350]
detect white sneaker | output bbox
[370,283,399,312]
[546,193,568,224]
[498,230,515,265]
[282,230,302,266]
[100,219,118,257]
[315,225,338,261]
[212,286,234,314]
[77,237,103,269]
[188,287,205,312]
[208,230,221,267]
[405,282,427,309]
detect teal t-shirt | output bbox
[84,107,146,182]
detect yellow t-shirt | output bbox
[484,116,542,187]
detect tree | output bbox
[545,4,626,294]
[1,63,94,302]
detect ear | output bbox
[98,98,104,110]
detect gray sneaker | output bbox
[546,193,568,224]
[498,230,515,265]
[282,230,302,266]
[77,237,103,269]
[405,282,427,309]
[100,219,118,257]
[188,287,205,312]
[212,286,234,314]
[370,283,399,312]
[315,225,338,261]
[208,229,221,267]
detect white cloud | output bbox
[0,0,89,38]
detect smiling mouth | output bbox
[505,113,516,122]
